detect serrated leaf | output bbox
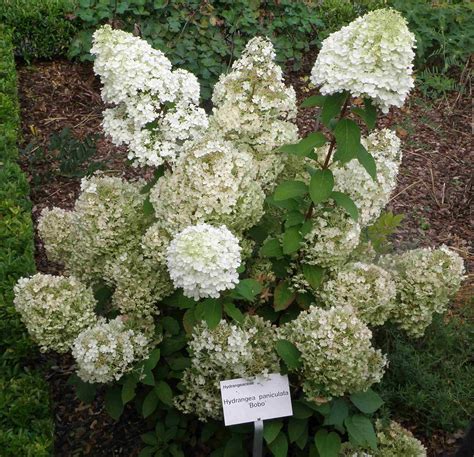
[288,417,307,443]
[142,390,159,418]
[223,302,244,323]
[122,376,138,404]
[274,281,296,311]
[345,415,377,449]
[315,430,341,457]
[261,238,283,258]
[155,380,173,405]
[321,92,347,127]
[202,299,222,329]
[333,119,361,163]
[301,94,326,108]
[282,226,303,254]
[292,401,313,419]
[274,180,308,201]
[279,132,327,157]
[285,211,305,228]
[352,99,377,130]
[105,386,124,420]
[268,432,288,457]
[356,144,377,180]
[264,420,284,444]
[234,279,262,301]
[302,264,325,289]
[350,389,384,414]
[276,340,302,370]
[331,191,359,221]
[309,169,334,204]
[325,398,349,429]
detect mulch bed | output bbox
[17,57,472,457]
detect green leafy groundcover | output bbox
[0,25,53,456]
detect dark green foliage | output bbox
[375,310,474,433]
[0,0,77,61]
[0,26,53,456]
[68,0,324,99]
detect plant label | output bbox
[220,373,293,426]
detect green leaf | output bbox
[295,424,309,450]
[140,166,164,194]
[234,279,262,301]
[223,302,245,323]
[202,299,222,329]
[142,390,159,418]
[274,281,296,311]
[155,381,173,405]
[353,99,377,130]
[105,386,124,420]
[144,348,161,371]
[331,191,359,221]
[268,431,288,457]
[288,417,307,443]
[325,399,349,429]
[321,92,347,127]
[164,290,196,309]
[309,169,334,204]
[301,94,326,108]
[143,197,155,216]
[302,264,324,289]
[285,211,305,228]
[224,435,244,457]
[276,340,302,370]
[122,376,138,404]
[315,430,341,457]
[292,401,313,419]
[264,420,284,444]
[162,317,180,335]
[333,119,361,163]
[261,238,283,258]
[282,226,303,254]
[67,374,97,403]
[279,132,327,157]
[345,415,377,449]
[141,432,158,446]
[350,389,384,414]
[274,180,308,201]
[183,308,197,334]
[356,144,377,180]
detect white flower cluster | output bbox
[147,136,265,237]
[331,129,402,227]
[301,208,361,269]
[280,305,386,400]
[13,274,97,353]
[211,36,298,189]
[72,316,149,384]
[92,25,208,167]
[380,246,465,337]
[166,224,241,300]
[311,8,416,113]
[320,262,396,326]
[175,316,279,420]
[340,420,426,457]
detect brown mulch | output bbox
[17,58,472,457]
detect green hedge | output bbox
[0,0,77,61]
[0,25,53,457]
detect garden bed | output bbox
[17,58,472,456]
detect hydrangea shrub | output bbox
[15,8,465,456]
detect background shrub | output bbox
[0,25,53,456]
[0,0,77,61]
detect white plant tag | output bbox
[220,373,293,426]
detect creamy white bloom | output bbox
[149,136,265,236]
[320,262,397,326]
[166,224,241,300]
[311,8,416,113]
[175,316,279,421]
[380,245,465,337]
[280,305,386,400]
[14,274,97,353]
[92,25,208,167]
[72,317,149,384]
[211,36,298,189]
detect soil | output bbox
[16,58,472,457]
